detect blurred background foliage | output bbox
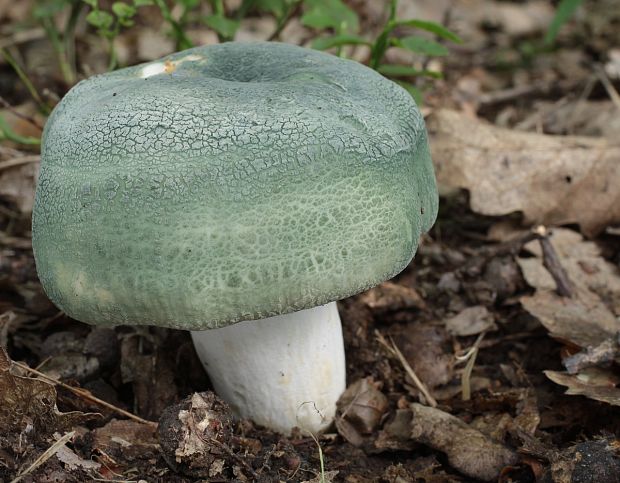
[0,0,587,145]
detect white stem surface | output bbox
[191,302,346,435]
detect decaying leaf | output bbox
[56,444,101,472]
[518,228,620,348]
[408,403,518,481]
[301,470,339,483]
[90,418,159,457]
[335,377,389,447]
[545,368,620,406]
[360,281,427,313]
[429,109,620,236]
[445,305,497,336]
[158,392,235,478]
[518,228,620,313]
[0,347,98,441]
[0,160,39,213]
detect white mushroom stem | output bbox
[190,302,346,435]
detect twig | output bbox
[375,330,437,407]
[0,155,40,172]
[11,431,75,483]
[534,225,573,297]
[595,64,620,110]
[13,361,157,427]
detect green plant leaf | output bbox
[86,10,114,29]
[34,0,72,19]
[544,0,583,45]
[394,36,449,56]
[178,0,200,8]
[254,0,288,17]
[311,34,370,50]
[112,2,137,18]
[301,0,359,33]
[395,19,462,43]
[377,64,442,78]
[82,0,98,7]
[203,14,240,38]
[133,0,153,5]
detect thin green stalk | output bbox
[212,0,225,16]
[41,17,75,85]
[235,0,256,19]
[107,35,118,71]
[268,0,303,41]
[307,431,326,483]
[63,1,84,84]
[0,116,41,145]
[369,0,400,69]
[0,48,48,114]
[153,0,193,50]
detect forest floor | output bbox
[0,0,619,481]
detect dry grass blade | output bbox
[595,64,620,109]
[375,330,438,407]
[13,361,157,427]
[10,431,75,483]
[0,155,40,172]
[455,332,486,401]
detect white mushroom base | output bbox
[190,302,346,435]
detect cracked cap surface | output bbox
[32,41,438,330]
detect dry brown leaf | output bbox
[91,418,158,455]
[302,470,339,483]
[0,160,39,213]
[445,305,497,336]
[545,368,620,406]
[521,289,618,348]
[429,109,620,236]
[518,228,620,347]
[56,444,101,472]
[0,348,98,441]
[360,281,427,313]
[519,228,620,313]
[335,378,389,446]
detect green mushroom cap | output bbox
[32,41,438,330]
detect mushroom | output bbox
[32,42,438,434]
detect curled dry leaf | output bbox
[335,377,389,447]
[429,109,620,236]
[409,403,518,481]
[545,368,620,407]
[0,348,98,441]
